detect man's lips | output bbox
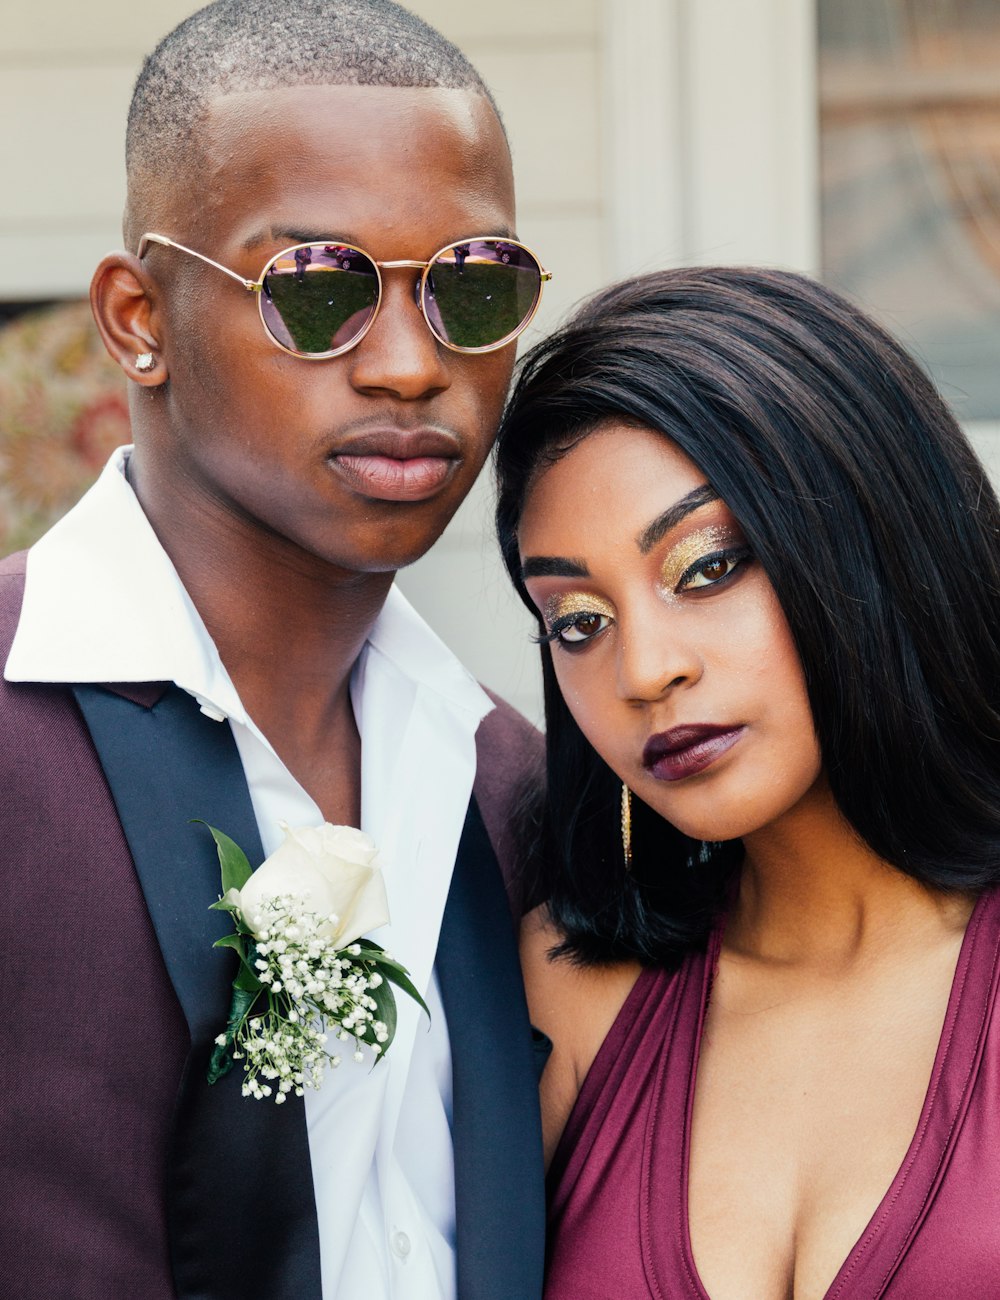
[642,724,746,782]
[328,428,461,503]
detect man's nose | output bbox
[347,271,451,400]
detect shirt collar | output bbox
[5,445,493,729]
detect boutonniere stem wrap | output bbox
[199,821,428,1103]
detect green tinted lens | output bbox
[424,240,541,349]
[261,244,379,355]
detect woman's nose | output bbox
[615,615,703,703]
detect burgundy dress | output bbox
[545,887,1000,1299]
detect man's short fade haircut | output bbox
[126,0,503,184]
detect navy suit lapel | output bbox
[74,683,322,1300]
[438,799,547,1300]
[73,681,261,1042]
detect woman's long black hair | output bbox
[495,267,1000,966]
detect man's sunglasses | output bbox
[137,232,552,359]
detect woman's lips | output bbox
[642,724,746,782]
[332,453,455,501]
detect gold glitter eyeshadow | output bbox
[543,591,616,628]
[658,526,734,596]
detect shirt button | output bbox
[391,1230,411,1259]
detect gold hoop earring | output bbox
[621,782,633,872]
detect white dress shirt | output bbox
[5,447,494,1300]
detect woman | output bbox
[495,267,1000,1298]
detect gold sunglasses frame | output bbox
[137,231,552,359]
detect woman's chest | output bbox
[686,947,960,1300]
[546,895,1000,1300]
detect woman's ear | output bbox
[90,252,167,387]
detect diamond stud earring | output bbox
[134,351,156,372]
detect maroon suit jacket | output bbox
[0,551,545,1300]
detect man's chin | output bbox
[319,522,457,577]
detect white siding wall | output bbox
[2,1,894,723]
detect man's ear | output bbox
[90,252,167,387]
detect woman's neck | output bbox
[730,782,974,970]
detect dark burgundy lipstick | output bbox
[642,724,745,782]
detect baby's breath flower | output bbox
[214,890,415,1103]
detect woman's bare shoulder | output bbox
[520,905,641,1166]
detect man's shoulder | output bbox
[475,687,543,777]
[0,551,28,657]
[0,552,107,803]
[0,550,28,578]
[473,689,544,918]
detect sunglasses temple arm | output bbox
[136,233,260,292]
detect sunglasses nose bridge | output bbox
[371,258,441,341]
[374,258,428,304]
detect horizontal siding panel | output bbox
[479,47,601,207]
[0,67,132,225]
[411,0,599,42]
[0,2,200,59]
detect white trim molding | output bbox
[602,0,820,276]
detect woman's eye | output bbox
[533,609,613,648]
[676,547,750,592]
[557,611,611,644]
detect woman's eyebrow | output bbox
[636,484,720,554]
[520,556,590,580]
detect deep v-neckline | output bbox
[640,888,1000,1300]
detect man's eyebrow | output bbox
[243,228,363,251]
[637,484,720,554]
[243,227,520,253]
[520,557,590,580]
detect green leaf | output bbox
[353,942,430,1022]
[234,965,263,994]
[212,932,264,992]
[228,984,260,1030]
[209,888,243,914]
[213,932,245,955]
[192,820,253,893]
[366,977,398,1059]
[207,984,261,1086]
[234,938,264,993]
[377,961,430,1021]
[207,1037,235,1084]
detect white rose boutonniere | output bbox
[234,823,389,948]
[200,821,427,1102]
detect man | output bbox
[0,3,548,1297]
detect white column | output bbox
[602,0,820,275]
[601,0,690,278]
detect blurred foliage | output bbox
[0,302,129,553]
